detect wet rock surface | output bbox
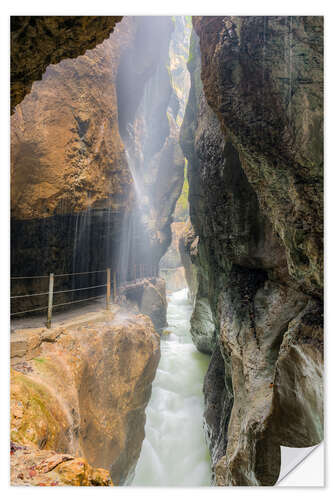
[178,221,198,303]
[122,278,167,331]
[10,17,185,313]
[160,267,187,293]
[10,15,323,488]
[193,15,323,299]
[180,20,323,485]
[11,16,122,113]
[10,310,160,485]
[10,18,136,313]
[160,222,188,293]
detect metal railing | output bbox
[10,264,158,328]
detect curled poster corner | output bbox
[277,442,324,486]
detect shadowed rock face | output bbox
[193,16,323,299]
[11,312,160,485]
[11,16,122,113]
[180,21,323,486]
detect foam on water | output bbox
[132,288,211,486]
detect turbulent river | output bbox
[132,288,211,486]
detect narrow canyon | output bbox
[10,15,323,487]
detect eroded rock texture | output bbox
[193,15,323,299]
[11,18,134,221]
[11,17,184,316]
[11,442,113,486]
[160,222,188,292]
[11,312,160,485]
[180,19,323,486]
[158,17,191,293]
[178,221,198,303]
[11,18,136,314]
[121,277,167,331]
[11,16,122,113]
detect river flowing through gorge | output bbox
[132,288,211,486]
[10,15,323,487]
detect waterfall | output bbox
[117,139,154,283]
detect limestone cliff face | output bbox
[160,222,187,293]
[10,18,138,314]
[121,277,168,331]
[11,16,122,113]
[169,16,192,128]
[11,17,186,316]
[193,16,323,299]
[11,442,113,486]
[11,311,160,485]
[158,17,191,293]
[11,18,134,221]
[178,221,198,303]
[180,20,323,486]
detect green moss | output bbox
[11,370,63,449]
[33,357,46,363]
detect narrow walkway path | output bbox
[10,296,106,332]
[132,288,211,486]
[11,277,154,332]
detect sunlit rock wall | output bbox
[10,17,186,314]
[180,18,323,486]
[11,18,134,221]
[11,18,139,313]
[11,312,160,485]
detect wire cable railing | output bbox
[10,265,158,328]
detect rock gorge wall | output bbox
[11,17,135,313]
[180,17,323,486]
[11,16,122,113]
[178,221,198,303]
[10,17,186,486]
[11,311,160,485]
[11,17,136,222]
[11,16,185,314]
[159,17,191,292]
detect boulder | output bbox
[10,312,160,485]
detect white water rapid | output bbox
[132,288,211,486]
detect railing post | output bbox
[106,268,111,310]
[134,264,136,282]
[113,270,117,301]
[46,272,54,329]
